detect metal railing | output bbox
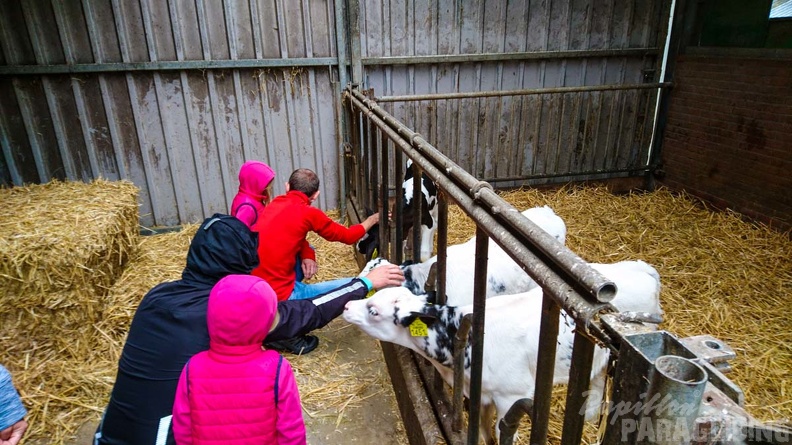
[344,84,617,445]
[341,82,783,445]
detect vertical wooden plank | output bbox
[25,2,94,182]
[114,0,179,226]
[455,0,483,174]
[307,2,340,210]
[501,0,529,180]
[200,0,244,210]
[0,81,39,184]
[82,0,154,224]
[169,0,217,218]
[477,0,503,179]
[251,0,287,199]
[54,0,122,181]
[10,78,65,183]
[388,1,408,129]
[435,0,460,165]
[0,2,40,184]
[142,0,206,222]
[413,0,435,141]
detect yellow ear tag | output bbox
[409,319,429,337]
[366,288,376,298]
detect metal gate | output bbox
[343,84,790,445]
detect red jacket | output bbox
[172,274,305,444]
[251,190,366,300]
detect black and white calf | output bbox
[400,159,439,263]
[360,205,567,306]
[344,259,663,445]
[355,159,439,263]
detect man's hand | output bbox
[361,213,380,231]
[364,264,404,290]
[302,259,318,280]
[0,419,28,445]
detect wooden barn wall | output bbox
[0,0,341,227]
[659,49,792,232]
[359,0,670,186]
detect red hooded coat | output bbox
[231,160,276,228]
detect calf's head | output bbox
[343,287,433,349]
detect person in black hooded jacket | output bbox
[94,214,403,445]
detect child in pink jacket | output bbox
[230,160,276,228]
[172,274,306,445]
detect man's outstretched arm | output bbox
[268,264,404,341]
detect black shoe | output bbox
[266,335,319,355]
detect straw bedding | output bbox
[0,181,789,444]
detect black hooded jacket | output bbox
[96,214,370,445]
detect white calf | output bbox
[344,260,662,445]
[360,205,567,306]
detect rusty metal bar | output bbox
[453,314,473,433]
[361,47,660,67]
[379,132,389,260]
[498,398,534,445]
[467,227,489,445]
[361,111,371,207]
[369,115,377,211]
[347,107,361,203]
[376,82,671,103]
[560,332,596,445]
[411,161,422,263]
[529,294,562,445]
[480,168,651,184]
[436,192,448,305]
[394,148,404,264]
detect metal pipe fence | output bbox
[344,84,616,444]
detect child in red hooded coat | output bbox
[172,274,306,445]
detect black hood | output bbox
[182,214,259,284]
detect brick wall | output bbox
[659,51,792,233]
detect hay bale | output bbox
[0,179,140,313]
[0,225,198,444]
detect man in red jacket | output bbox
[252,168,380,355]
[252,168,379,302]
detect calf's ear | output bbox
[405,308,438,327]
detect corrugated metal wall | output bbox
[0,0,342,227]
[359,0,670,185]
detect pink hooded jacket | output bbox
[231,161,276,228]
[172,275,306,445]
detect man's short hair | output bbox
[288,168,320,197]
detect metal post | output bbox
[453,314,473,433]
[379,132,389,260]
[529,294,562,445]
[369,114,378,211]
[560,332,597,445]
[411,161,422,263]
[436,192,448,305]
[467,227,489,445]
[394,149,404,264]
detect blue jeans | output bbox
[289,278,354,300]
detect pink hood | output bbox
[238,160,275,202]
[207,275,277,353]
